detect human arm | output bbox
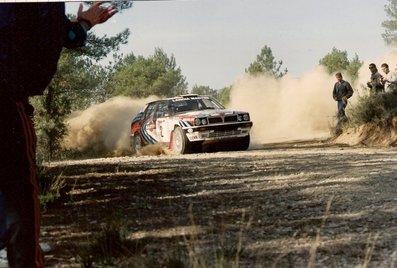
[344,82,353,99]
[373,73,384,90]
[64,2,118,48]
[332,84,337,101]
[387,72,397,84]
[77,2,118,30]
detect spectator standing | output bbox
[333,72,354,133]
[0,3,117,267]
[380,63,397,92]
[367,63,384,94]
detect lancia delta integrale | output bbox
[130,94,253,154]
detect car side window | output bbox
[173,100,196,113]
[144,103,157,120]
[156,101,169,118]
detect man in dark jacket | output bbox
[0,3,117,267]
[332,72,354,132]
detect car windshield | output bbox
[171,96,224,113]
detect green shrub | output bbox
[38,165,66,209]
[348,91,397,126]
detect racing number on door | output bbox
[156,119,164,138]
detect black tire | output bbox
[171,127,191,154]
[131,134,143,154]
[237,135,250,151]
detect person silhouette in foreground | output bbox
[0,3,117,267]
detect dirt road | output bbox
[42,141,397,267]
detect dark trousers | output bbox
[0,101,43,268]
[337,99,347,120]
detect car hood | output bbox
[178,109,247,117]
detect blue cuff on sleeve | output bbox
[64,22,87,49]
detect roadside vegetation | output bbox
[349,91,397,126]
[38,165,66,210]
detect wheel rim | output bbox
[173,130,183,153]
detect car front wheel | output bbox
[171,127,191,154]
[235,135,250,151]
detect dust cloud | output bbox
[228,67,336,146]
[64,95,158,157]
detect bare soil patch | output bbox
[41,140,397,267]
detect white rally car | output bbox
[130,94,253,154]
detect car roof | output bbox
[146,94,210,105]
[168,94,209,100]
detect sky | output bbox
[67,0,389,90]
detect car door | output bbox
[154,101,171,142]
[141,102,159,144]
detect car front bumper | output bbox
[183,122,253,142]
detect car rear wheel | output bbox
[131,134,143,154]
[171,127,191,154]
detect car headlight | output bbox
[194,118,202,126]
[194,118,208,126]
[238,114,249,121]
